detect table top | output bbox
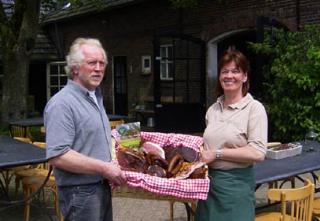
[0,136,46,169]
[108,114,128,121]
[255,141,320,185]
[8,117,44,127]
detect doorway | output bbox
[113,56,128,115]
[153,32,206,133]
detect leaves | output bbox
[250,25,320,142]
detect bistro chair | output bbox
[20,141,63,221]
[9,125,32,139]
[22,173,62,221]
[40,126,46,134]
[13,141,47,195]
[256,179,314,221]
[110,119,125,129]
[312,175,320,220]
[313,198,320,220]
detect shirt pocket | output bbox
[223,122,248,148]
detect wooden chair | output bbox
[40,126,46,134]
[19,141,63,221]
[312,175,320,220]
[256,179,314,221]
[22,174,63,221]
[313,198,320,220]
[110,119,125,129]
[13,141,47,195]
[9,125,32,139]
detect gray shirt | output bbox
[44,79,112,186]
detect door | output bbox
[153,32,206,133]
[113,56,128,115]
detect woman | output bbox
[195,48,268,221]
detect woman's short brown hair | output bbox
[215,48,250,98]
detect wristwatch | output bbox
[216,149,223,159]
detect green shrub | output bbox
[249,25,320,142]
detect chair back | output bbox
[32,142,49,170]
[13,136,32,144]
[10,125,30,138]
[110,119,125,129]
[268,179,314,221]
[32,141,46,149]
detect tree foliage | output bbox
[249,25,320,142]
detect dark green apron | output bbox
[195,166,255,221]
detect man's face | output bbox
[73,44,106,91]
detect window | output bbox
[47,61,67,99]
[160,45,173,80]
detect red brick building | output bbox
[40,0,320,132]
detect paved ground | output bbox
[1,173,319,221]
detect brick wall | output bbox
[44,0,320,114]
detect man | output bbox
[44,37,126,221]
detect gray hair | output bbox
[65,37,108,78]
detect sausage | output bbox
[168,153,184,175]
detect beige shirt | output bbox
[203,93,268,170]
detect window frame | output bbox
[46,61,67,100]
[160,44,173,81]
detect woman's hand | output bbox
[200,149,217,164]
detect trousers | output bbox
[58,181,113,221]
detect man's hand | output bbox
[101,162,127,186]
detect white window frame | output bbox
[46,61,67,100]
[160,44,173,80]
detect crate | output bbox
[266,143,302,160]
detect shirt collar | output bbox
[217,93,253,110]
[67,79,102,97]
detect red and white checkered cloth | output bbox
[112,131,210,200]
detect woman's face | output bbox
[219,60,247,95]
